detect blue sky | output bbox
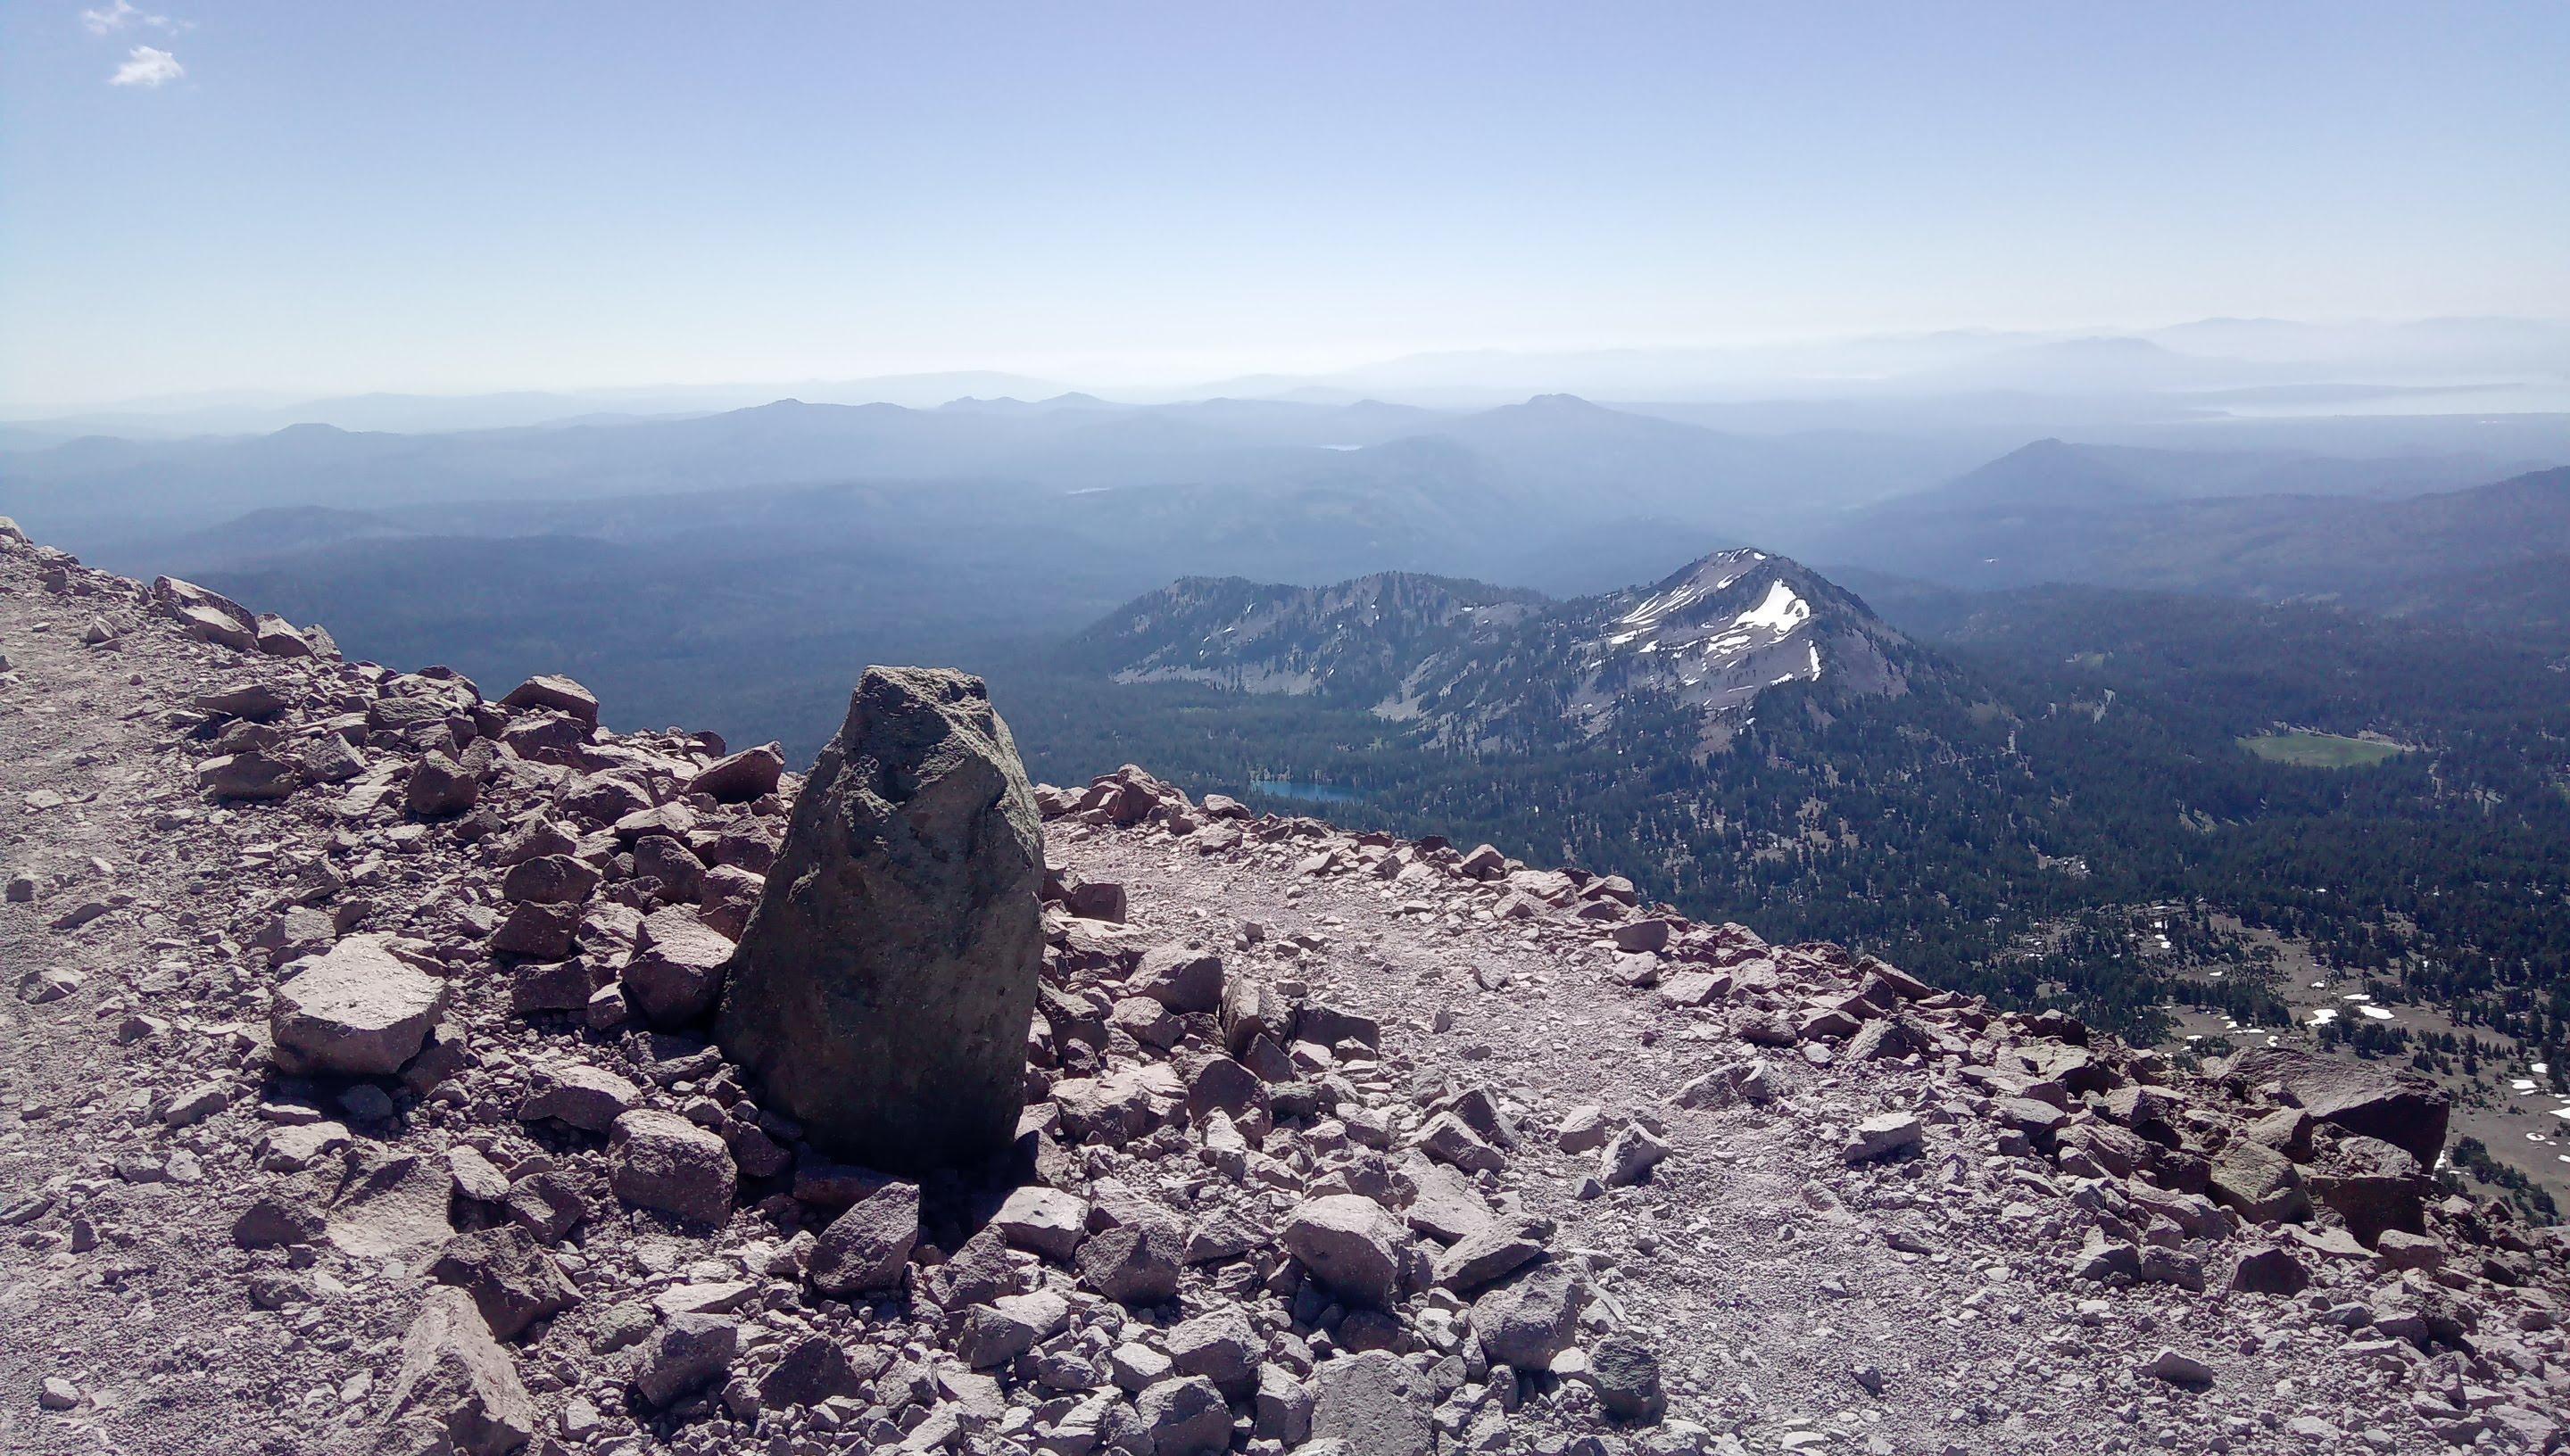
[4,2,2565,406]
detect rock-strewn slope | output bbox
[0,522,2565,1456]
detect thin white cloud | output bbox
[82,1,175,33]
[110,44,182,87]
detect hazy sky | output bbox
[4,2,2566,407]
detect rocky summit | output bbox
[1,517,2566,1456]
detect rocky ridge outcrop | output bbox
[0,523,2565,1456]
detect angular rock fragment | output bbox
[378,1286,538,1456]
[1588,1333,1667,1422]
[2224,1046,2450,1163]
[1310,1350,1433,1456]
[608,1109,735,1226]
[270,935,446,1076]
[991,1184,1088,1262]
[1284,1194,1410,1308]
[429,1226,580,1341]
[1843,1112,1921,1163]
[624,905,734,1027]
[517,1063,639,1132]
[808,1181,918,1296]
[1471,1264,1585,1369]
[500,674,600,727]
[690,742,784,802]
[631,1313,738,1407]
[1075,1220,1183,1305]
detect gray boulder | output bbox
[1309,1350,1432,1456]
[270,936,446,1076]
[377,1286,537,1456]
[623,906,734,1027]
[1284,1194,1410,1308]
[631,1313,738,1407]
[808,1180,918,1296]
[427,1226,579,1341]
[1138,1374,1231,1456]
[716,667,1044,1173]
[607,1110,735,1226]
[1471,1264,1586,1369]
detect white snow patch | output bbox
[1731,580,1811,634]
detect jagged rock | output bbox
[633,832,706,899]
[808,1180,918,1296]
[195,681,291,719]
[691,742,784,802]
[199,750,303,800]
[1165,1305,1259,1394]
[1310,1350,1433,1456]
[1132,945,1226,1013]
[991,1184,1088,1262]
[1136,1374,1232,1456]
[378,1286,537,1456]
[631,1313,738,1407]
[328,1149,457,1258]
[152,575,257,650]
[502,1171,585,1243]
[407,750,484,817]
[1417,1111,1506,1173]
[2207,1137,2309,1222]
[1432,1219,1548,1293]
[231,1193,326,1249]
[623,905,734,1027]
[2375,1228,2444,1270]
[1220,974,1294,1057]
[1256,1364,1316,1444]
[2138,1348,2215,1386]
[269,935,446,1076]
[933,1225,1021,1307]
[429,1226,580,1340]
[1588,1333,1667,1422]
[500,674,599,727]
[717,666,1044,1173]
[1471,1265,1585,1369]
[1842,1113,1921,1163]
[517,1063,639,1131]
[2307,1134,2433,1245]
[608,1109,735,1226]
[498,854,600,906]
[758,1333,874,1408]
[2227,1245,2310,1296]
[955,1289,1071,1368]
[1075,1220,1183,1305]
[1285,1194,1410,1308]
[490,899,580,961]
[696,863,765,938]
[2222,1046,2450,1164]
[448,1146,511,1203]
[1599,1123,1670,1187]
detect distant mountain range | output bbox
[1819,447,2570,618]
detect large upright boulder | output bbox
[715,667,1044,1173]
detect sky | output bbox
[4,2,2566,409]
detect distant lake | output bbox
[1248,776,1364,804]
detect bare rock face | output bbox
[715,666,1045,1173]
[2222,1046,2451,1165]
